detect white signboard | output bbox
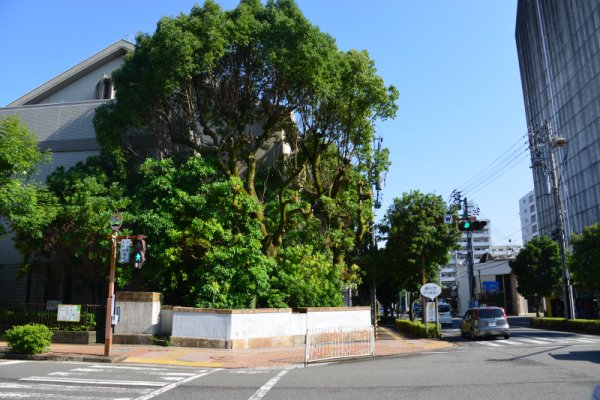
[57,304,81,322]
[420,283,442,300]
[427,302,436,322]
[444,214,453,224]
[119,239,132,263]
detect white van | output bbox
[438,303,453,327]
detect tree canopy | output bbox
[569,223,600,294]
[0,115,55,238]
[9,0,397,309]
[509,236,563,316]
[379,191,460,311]
[85,0,397,307]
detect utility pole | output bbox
[463,197,476,309]
[529,121,575,319]
[545,120,575,319]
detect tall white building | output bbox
[519,191,539,244]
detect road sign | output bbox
[110,212,123,232]
[119,239,131,263]
[420,283,442,300]
[482,281,499,292]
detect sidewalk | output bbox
[0,326,452,369]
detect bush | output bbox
[395,319,440,338]
[5,324,53,355]
[531,317,600,333]
[150,335,172,347]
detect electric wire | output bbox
[458,139,530,196]
[465,149,530,198]
[456,134,528,194]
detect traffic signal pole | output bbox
[104,233,146,357]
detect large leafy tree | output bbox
[0,115,55,238]
[94,0,398,269]
[131,156,274,308]
[379,191,460,316]
[509,236,563,316]
[569,223,600,294]
[19,157,130,303]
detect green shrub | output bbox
[531,317,600,333]
[395,319,440,338]
[5,324,53,355]
[150,335,172,346]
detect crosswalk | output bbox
[474,335,600,347]
[0,362,217,399]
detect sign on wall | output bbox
[57,304,81,322]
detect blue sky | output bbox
[0,0,532,245]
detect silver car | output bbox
[460,306,510,340]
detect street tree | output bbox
[93,0,397,281]
[569,223,600,295]
[14,156,130,303]
[509,236,563,317]
[0,115,55,238]
[379,191,460,318]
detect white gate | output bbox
[304,325,374,365]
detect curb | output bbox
[0,351,125,363]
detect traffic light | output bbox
[458,220,487,231]
[131,239,146,268]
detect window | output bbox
[96,75,114,100]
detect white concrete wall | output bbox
[171,309,232,339]
[114,292,162,335]
[303,308,371,330]
[230,311,293,339]
[170,307,371,340]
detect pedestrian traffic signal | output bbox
[458,220,487,231]
[131,239,146,268]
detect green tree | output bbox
[14,156,129,303]
[569,223,600,294]
[509,236,563,317]
[132,156,274,308]
[379,191,460,318]
[0,115,55,238]
[93,0,397,277]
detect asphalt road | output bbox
[0,321,598,399]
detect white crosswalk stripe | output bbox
[0,364,215,400]
[473,336,600,347]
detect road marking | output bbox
[0,393,111,399]
[248,369,289,400]
[0,361,26,366]
[568,338,598,343]
[21,377,166,387]
[515,338,548,344]
[133,369,219,400]
[476,341,502,346]
[499,340,521,345]
[0,382,150,394]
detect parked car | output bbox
[412,302,423,318]
[460,306,510,340]
[438,303,453,327]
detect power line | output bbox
[465,149,530,198]
[456,134,528,193]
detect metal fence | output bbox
[0,303,104,333]
[304,325,374,365]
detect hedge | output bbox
[531,317,600,333]
[395,319,441,338]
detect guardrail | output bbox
[304,325,374,365]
